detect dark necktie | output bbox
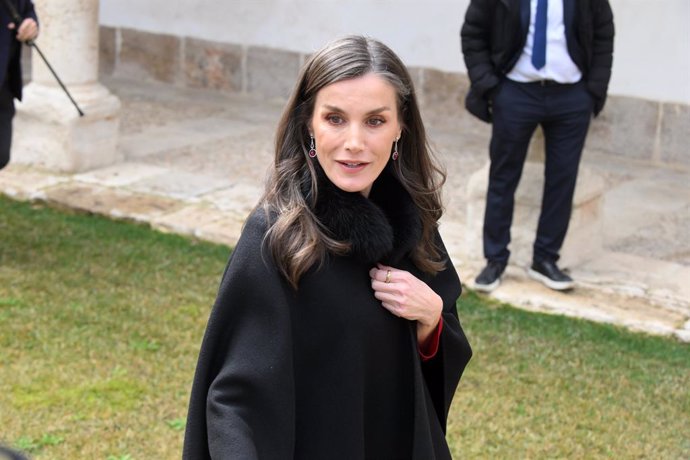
[532,0,547,69]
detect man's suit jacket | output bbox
[0,0,37,100]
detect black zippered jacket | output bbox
[461,0,614,122]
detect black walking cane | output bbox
[1,0,85,116]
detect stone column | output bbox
[466,127,605,269]
[13,0,121,172]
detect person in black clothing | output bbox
[461,0,614,292]
[183,35,472,459]
[0,0,38,170]
[0,444,29,460]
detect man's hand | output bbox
[8,18,38,42]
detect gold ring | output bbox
[385,270,392,284]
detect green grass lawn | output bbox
[0,196,688,459]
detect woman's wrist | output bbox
[421,292,443,328]
[417,315,440,343]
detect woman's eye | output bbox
[327,115,344,124]
[368,118,385,126]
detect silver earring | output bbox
[392,138,399,161]
[308,136,317,158]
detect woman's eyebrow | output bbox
[321,104,393,115]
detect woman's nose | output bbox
[344,125,364,153]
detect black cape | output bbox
[183,168,472,459]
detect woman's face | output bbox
[310,73,402,198]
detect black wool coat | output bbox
[183,168,472,459]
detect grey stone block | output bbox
[466,161,605,267]
[99,26,116,77]
[119,28,181,84]
[659,103,690,167]
[20,41,32,83]
[406,66,425,106]
[184,37,243,92]
[246,46,301,100]
[420,68,466,123]
[588,95,659,161]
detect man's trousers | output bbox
[483,78,593,264]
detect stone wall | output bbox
[96,26,689,170]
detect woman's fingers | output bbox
[370,264,442,325]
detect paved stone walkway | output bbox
[2,76,689,341]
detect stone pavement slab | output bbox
[120,117,261,159]
[125,170,233,201]
[0,165,70,200]
[150,204,239,245]
[492,266,687,338]
[42,182,182,223]
[73,162,169,187]
[201,181,264,215]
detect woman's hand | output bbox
[369,263,443,344]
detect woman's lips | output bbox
[337,161,368,171]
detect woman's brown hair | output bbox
[261,35,447,288]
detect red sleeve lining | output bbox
[418,317,443,362]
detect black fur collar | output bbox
[311,164,422,265]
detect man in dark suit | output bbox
[461,0,614,292]
[0,0,38,170]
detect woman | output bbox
[183,35,472,459]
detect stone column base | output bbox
[466,161,605,268]
[13,81,121,173]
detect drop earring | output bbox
[392,138,399,161]
[308,136,317,158]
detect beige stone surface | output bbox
[246,46,301,99]
[0,165,69,199]
[200,181,264,215]
[119,28,181,83]
[119,116,254,160]
[492,268,687,337]
[33,0,100,86]
[20,41,32,82]
[73,163,169,187]
[660,103,690,167]
[150,205,227,238]
[14,83,121,172]
[99,26,116,77]
[465,162,605,267]
[93,27,686,172]
[193,214,247,248]
[42,183,180,222]
[184,38,243,92]
[3,75,688,343]
[587,96,659,161]
[420,68,466,124]
[125,170,232,201]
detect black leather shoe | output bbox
[474,261,506,293]
[527,259,574,291]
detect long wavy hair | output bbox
[261,35,447,288]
